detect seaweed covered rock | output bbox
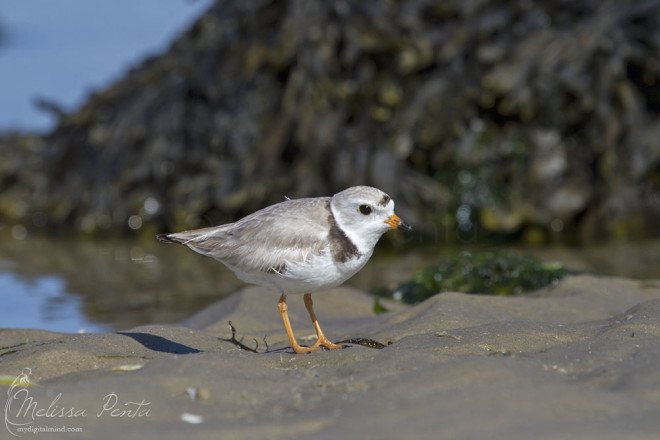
[0,0,659,242]
[376,250,576,304]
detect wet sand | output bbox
[1,275,659,439]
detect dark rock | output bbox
[1,0,659,242]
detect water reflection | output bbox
[0,236,421,333]
[0,236,658,333]
[0,237,244,332]
[0,272,104,332]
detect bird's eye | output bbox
[358,205,372,215]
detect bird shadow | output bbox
[117,332,202,354]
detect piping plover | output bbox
[157,186,411,353]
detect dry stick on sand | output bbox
[219,321,269,353]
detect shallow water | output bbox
[0,236,658,333]
[0,236,423,333]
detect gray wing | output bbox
[159,197,332,273]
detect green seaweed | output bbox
[0,342,28,351]
[0,350,19,357]
[97,354,150,360]
[373,298,389,314]
[376,250,576,304]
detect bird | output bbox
[157,186,411,353]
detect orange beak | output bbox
[385,214,412,231]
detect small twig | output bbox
[219,321,261,353]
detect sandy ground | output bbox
[1,275,659,439]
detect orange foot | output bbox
[277,293,345,354]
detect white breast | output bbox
[227,246,372,295]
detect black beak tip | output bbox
[398,221,412,232]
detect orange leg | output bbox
[278,294,314,354]
[303,293,343,350]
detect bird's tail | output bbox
[156,233,185,245]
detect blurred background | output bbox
[1,0,659,333]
